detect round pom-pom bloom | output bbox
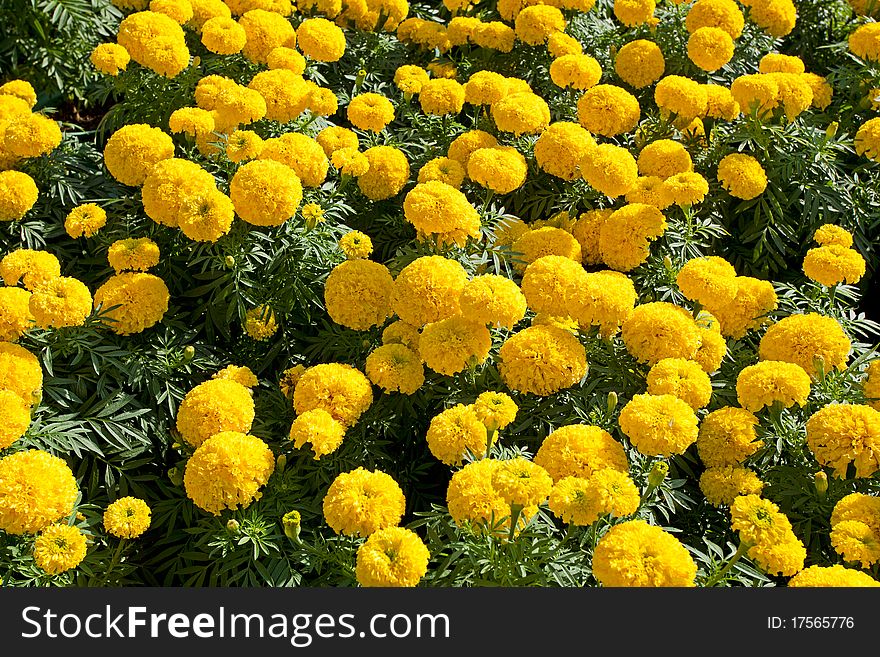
[686,0,743,37]
[230,159,303,227]
[266,46,306,73]
[93,272,169,335]
[549,470,641,525]
[471,21,516,52]
[598,203,667,271]
[582,144,639,198]
[90,42,131,76]
[749,0,797,37]
[446,459,536,534]
[472,391,518,434]
[117,10,190,77]
[403,181,480,236]
[759,53,805,74]
[593,519,697,587]
[468,146,528,194]
[548,31,583,57]
[184,431,275,515]
[29,277,92,329]
[33,524,87,575]
[150,0,193,23]
[803,244,866,286]
[382,321,421,353]
[419,316,491,377]
[417,157,465,188]
[103,124,174,187]
[0,288,35,343]
[498,324,588,396]
[293,363,373,427]
[697,407,762,467]
[419,78,466,116]
[64,204,106,239]
[700,465,764,507]
[614,0,656,26]
[297,18,346,61]
[391,256,468,327]
[103,497,152,538]
[201,16,247,54]
[175,379,255,447]
[347,93,395,132]
[243,304,277,341]
[107,238,160,273]
[831,520,880,567]
[491,457,553,508]
[259,133,329,189]
[338,231,373,260]
[664,171,709,207]
[0,450,78,535]
[0,390,31,448]
[615,39,665,89]
[654,75,708,122]
[289,408,346,460]
[322,467,405,536]
[3,113,62,158]
[459,274,527,330]
[447,129,498,169]
[0,171,38,221]
[637,140,692,180]
[324,259,394,331]
[676,255,738,307]
[521,255,589,317]
[395,64,430,94]
[813,224,853,248]
[855,117,880,162]
[647,358,713,409]
[141,158,216,228]
[332,147,369,177]
[735,361,811,412]
[357,145,410,200]
[514,5,565,45]
[789,565,880,588]
[704,83,740,120]
[570,270,637,337]
[717,153,767,200]
[619,393,699,457]
[730,494,806,576]
[0,249,60,292]
[213,365,258,389]
[758,313,850,377]
[490,93,551,136]
[550,54,602,90]
[0,341,43,405]
[426,404,491,465]
[248,69,309,123]
[238,9,296,64]
[621,302,701,365]
[365,344,424,395]
[0,80,36,107]
[806,404,880,478]
[577,85,640,137]
[356,527,429,587]
[534,425,629,482]
[534,122,596,181]
[463,70,509,106]
[626,176,673,209]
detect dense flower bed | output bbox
[1,0,880,588]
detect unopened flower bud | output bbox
[648,461,669,488]
[663,255,674,270]
[183,345,195,362]
[225,255,235,268]
[825,121,838,139]
[814,471,828,496]
[607,391,618,414]
[275,453,287,474]
[167,467,183,486]
[813,354,826,381]
[282,510,302,542]
[356,69,367,87]
[227,519,241,535]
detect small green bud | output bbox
[225,255,235,267]
[227,519,241,535]
[275,453,287,474]
[607,391,618,414]
[355,69,367,87]
[182,345,195,362]
[825,121,838,139]
[663,255,674,271]
[813,354,826,381]
[282,510,302,542]
[167,467,183,486]
[814,471,828,496]
[647,461,669,488]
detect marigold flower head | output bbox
[446,459,536,534]
[0,288,34,344]
[655,76,708,123]
[459,275,527,330]
[176,378,255,447]
[700,466,764,506]
[856,117,880,162]
[697,407,762,467]
[323,467,405,536]
[447,130,497,170]
[498,324,587,396]
[259,133,328,189]
[297,17,346,61]
[803,244,866,286]
[106,238,159,274]
[550,470,640,525]
[394,65,430,94]
[230,159,302,227]
[357,145,409,200]
[571,209,612,265]
[593,519,697,587]
[417,157,464,189]
[33,524,87,574]
[730,74,779,118]
[64,204,106,239]
[614,0,655,26]
[419,316,491,377]
[403,180,480,238]
[28,277,92,329]
[381,320,421,354]
[789,565,880,587]
[356,527,429,587]
[141,158,216,228]
[582,144,639,200]
[813,224,853,248]
[0,80,36,108]
[471,21,516,52]
[266,46,306,74]
[534,122,596,181]
[676,256,738,307]
[331,147,369,177]
[293,363,373,427]
[577,85,640,138]
[365,343,424,395]
[0,449,78,534]
[704,84,740,120]
[3,113,62,159]
[0,171,38,222]
[391,256,467,327]
[619,393,699,457]
[637,140,692,180]
[622,302,701,365]
[347,93,395,132]
[117,10,190,78]
[806,404,880,478]
[243,304,277,340]
[534,425,629,482]
[521,254,588,318]
[467,146,527,195]
[730,494,803,562]
[336,231,372,260]
[425,404,490,465]
[0,389,30,448]
[169,107,215,138]
[491,92,550,136]
[490,457,553,509]
[647,358,713,409]
[247,69,309,123]
[0,341,43,406]
[759,313,850,377]
[708,276,777,339]
[736,361,811,412]
[201,16,247,54]
[548,31,583,57]
[289,408,346,460]
[717,153,767,200]
[104,497,152,538]
[550,54,602,91]
[103,123,174,187]
[212,365,258,389]
[614,39,664,89]
[749,0,797,37]
[686,0,744,38]
[94,272,169,335]
[687,26,734,71]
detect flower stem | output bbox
[705,541,750,587]
[507,504,523,543]
[104,539,126,586]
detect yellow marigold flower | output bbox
[141,158,216,228]
[331,147,369,177]
[687,26,734,72]
[230,159,302,227]
[694,325,727,373]
[33,524,87,575]
[647,358,712,409]
[29,276,92,329]
[0,95,29,124]
[548,30,582,57]
[238,8,296,64]
[664,171,709,206]
[64,203,107,239]
[467,146,527,194]
[677,255,738,307]
[0,449,77,534]
[806,404,880,478]
[803,244,866,286]
[417,157,465,188]
[426,60,458,79]
[248,69,309,123]
[759,53,804,74]
[619,393,699,456]
[832,493,880,535]
[471,21,515,52]
[184,431,274,515]
[614,0,655,26]
[323,467,405,536]
[582,144,639,200]
[0,288,34,343]
[459,274,527,330]
[403,180,479,237]
[419,316,491,377]
[103,123,174,187]
[614,39,664,89]
[736,360,811,412]
[0,170,38,221]
[446,15,480,45]
[463,70,508,106]
[365,344,423,395]
[391,256,467,327]
[382,320,421,353]
[106,238,159,274]
[789,565,880,587]
[357,145,409,200]
[176,379,254,447]
[394,64,430,94]
[550,53,601,91]
[623,177,672,209]
[347,93,395,132]
[621,302,700,364]
[225,0,293,15]
[855,117,880,162]
[801,72,832,110]
[730,73,779,118]
[278,364,306,400]
[569,270,636,337]
[593,519,697,587]
[297,17,346,62]
[709,276,777,339]
[310,85,340,117]
[577,84,640,137]
[117,10,190,78]
[521,254,588,317]
[213,365,258,388]
[0,389,30,448]
[491,457,553,508]
[704,83,740,120]
[514,5,565,45]
[535,424,628,482]
[686,0,743,37]
[749,0,797,37]
[93,272,169,335]
[759,313,850,376]
[260,133,329,189]
[491,92,550,136]
[749,537,807,576]
[534,121,596,181]
[188,0,231,28]
[512,226,582,269]
[550,470,640,525]
[3,113,62,159]
[571,209,612,265]
[356,527,429,587]
[637,139,692,179]
[498,324,587,396]
[338,231,373,260]
[103,497,151,538]
[169,107,215,139]
[447,129,498,169]
[289,408,346,459]
[90,43,131,75]
[717,153,767,200]
[0,80,36,107]
[150,0,193,23]
[324,259,394,331]
[446,459,536,534]
[0,341,42,405]
[180,189,235,242]
[700,466,764,507]
[814,224,853,248]
[266,46,306,73]
[730,494,805,576]
[293,363,373,427]
[472,391,517,434]
[864,361,880,410]
[426,404,490,465]
[655,75,708,124]
[697,407,761,467]
[598,202,666,271]
[416,78,463,116]
[766,71,813,121]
